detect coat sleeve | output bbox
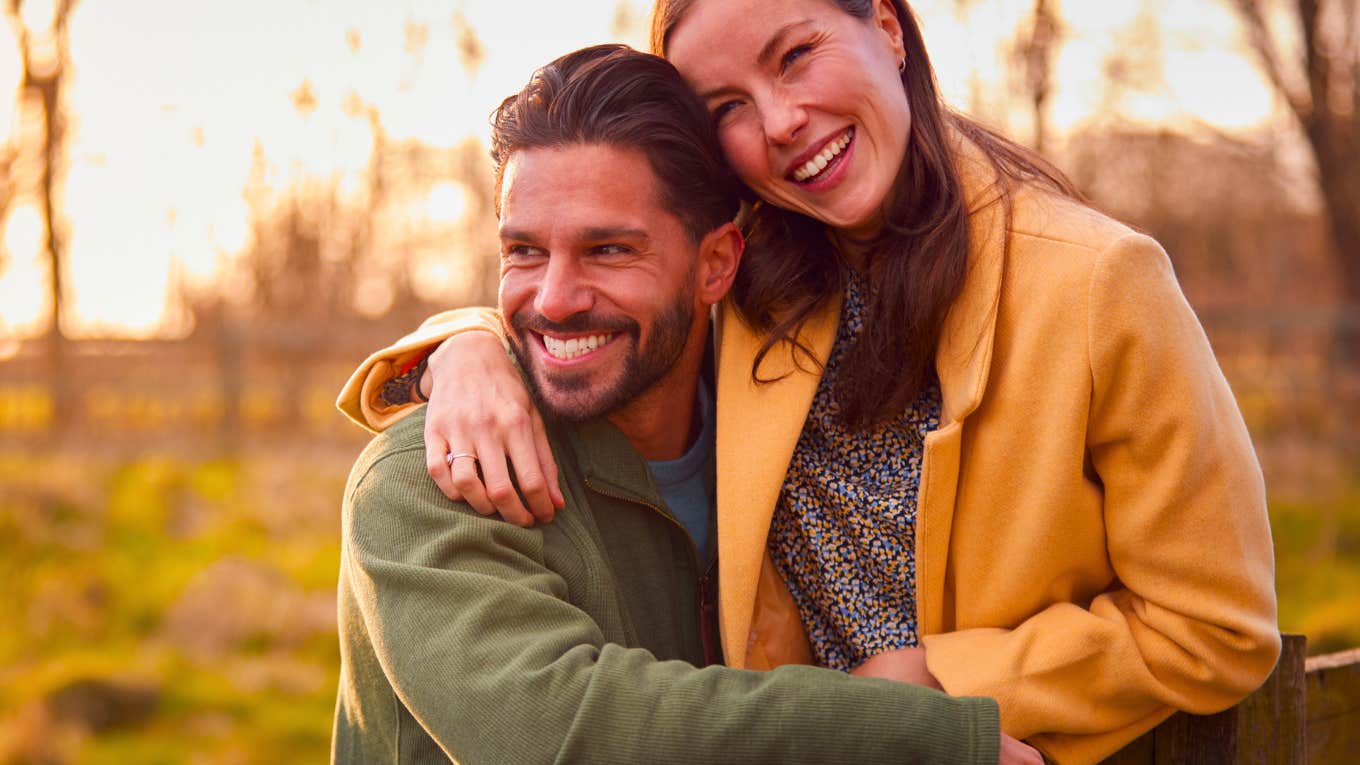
[921,233,1280,762]
[335,307,506,433]
[342,437,1001,765]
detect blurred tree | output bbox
[1009,0,1063,154]
[290,79,318,117]
[951,0,992,120]
[1230,0,1360,317]
[0,143,13,270]
[452,10,485,76]
[611,0,643,41]
[4,0,78,432]
[1098,1,1169,121]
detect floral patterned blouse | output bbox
[767,271,942,672]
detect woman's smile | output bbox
[667,0,911,238]
[788,126,855,187]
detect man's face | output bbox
[497,143,703,422]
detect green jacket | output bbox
[332,409,1000,764]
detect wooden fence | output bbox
[1104,635,1360,763]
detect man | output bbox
[333,44,1016,764]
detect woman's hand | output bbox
[421,331,564,526]
[1000,734,1044,765]
[854,647,1042,764]
[850,646,944,691]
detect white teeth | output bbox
[792,130,852,182]
[542,333,613,360]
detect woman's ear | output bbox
[695,222,744,305]
[873,0,907,63]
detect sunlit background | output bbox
[0,0,1357,762]
[0,0,1289,340]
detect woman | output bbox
[337,1,1280,762]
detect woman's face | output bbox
[667,0,911,238]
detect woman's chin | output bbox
[756,183,884,237]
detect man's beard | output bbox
[509,291,694,423]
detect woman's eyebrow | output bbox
[757,20,813,66]
[692,19,814,100]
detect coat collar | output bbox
[938,139,1008,424]
[712,135,1011,666]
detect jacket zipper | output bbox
[583,476,720,667]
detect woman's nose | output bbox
[762,88,808,146]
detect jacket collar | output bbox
[563,417,668,510]
[559,330,720,512]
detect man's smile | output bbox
[539,331,618,362]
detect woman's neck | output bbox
[829,228,874,272]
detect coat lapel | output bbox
[713,296,840,667]
[916,144,1009,635]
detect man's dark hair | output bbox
[489,44,740,243]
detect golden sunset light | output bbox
[0,0,1281,339]
[2,2,1357,762]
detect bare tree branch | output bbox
[1298,0,1328,131]
[1347,0,1360,130]
[1229,0,1313,120]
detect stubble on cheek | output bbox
[519,338,628,422]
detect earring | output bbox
[898,57,906,73]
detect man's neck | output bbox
[606,339,706,462]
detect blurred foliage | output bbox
[1271,486,1360,655]
[0,451,345,764]
[0,443,1356,762]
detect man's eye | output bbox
[503,245,544,262]
[594,244,631,256]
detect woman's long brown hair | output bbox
[654,0,1083,430]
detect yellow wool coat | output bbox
[337,150,1280,765]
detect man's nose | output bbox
[533,256,593,322]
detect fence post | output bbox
[1233,633,1306,764]
[1101,634,1307,764]
[1305,646,1360,762]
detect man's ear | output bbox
[695,222,744,305]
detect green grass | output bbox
[0,451,347,764]
[1270,486,1360,655]
[1,448,1357,762]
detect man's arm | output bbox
[341,428,1000,765]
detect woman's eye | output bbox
[712,100,741,122]
[780,43,813,72]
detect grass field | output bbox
[0,451,348,764]
[1,448,1356,763]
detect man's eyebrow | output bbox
[498,226,652,243]
[581,226,650,242]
